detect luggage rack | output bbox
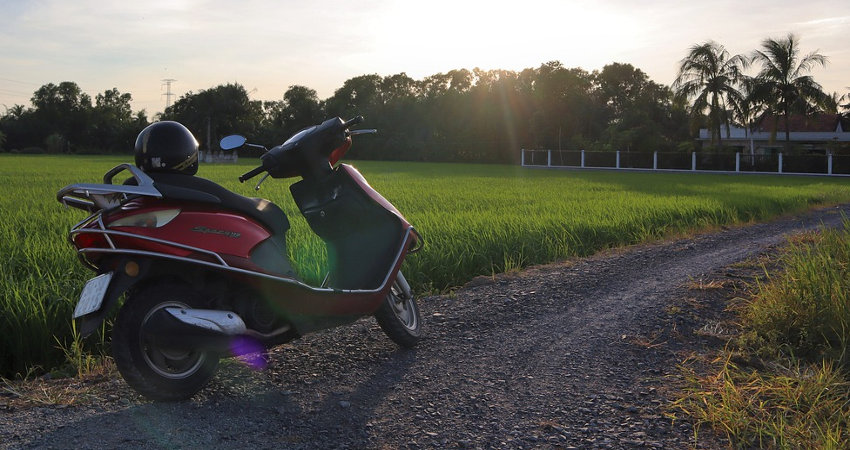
[57,164,162,212]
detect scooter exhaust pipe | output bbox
[166,308,248,335]
[142,308,248,353]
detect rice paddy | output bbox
[3,153,850,376]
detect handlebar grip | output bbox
[239,166,266,183]
[342,116,364,128]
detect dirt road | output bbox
[3,204,849,449]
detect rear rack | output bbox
[69,213,229,271]
[57,164,162,212]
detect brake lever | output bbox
[246,143,269,154]
[255,173,270,191]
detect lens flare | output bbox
[230,337,267,370]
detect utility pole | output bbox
[207,116,212,154]
[161,78,177,109]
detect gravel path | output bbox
[2,204,849,449]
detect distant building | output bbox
[698,114,850,155]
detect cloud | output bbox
[1,0,847,114]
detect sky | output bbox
[1,0,848,116]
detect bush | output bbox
[44,133,66,154]
[743,221,850,367]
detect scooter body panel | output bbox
[106,201,271,261]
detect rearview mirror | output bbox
[220,135,247,150]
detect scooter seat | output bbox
[146,172,290,236]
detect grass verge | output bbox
[674,220,850,448]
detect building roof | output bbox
[756,113,847,133]
[697,113,850,143]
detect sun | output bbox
[369,0,643,77]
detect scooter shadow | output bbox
[26,343,419,449]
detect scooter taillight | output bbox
[73,232,107,250]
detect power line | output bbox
[0,87,32,96]
[0,77,41,86]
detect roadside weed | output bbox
[675,220,850,448]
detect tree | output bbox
[464,69,535,162]
[836,87,849,117]
[324,74,383,119]
[417,72,453,99]
[596,64,684,152]
[596,63,650,119]
[750,33,829,151]
[0,59,704,161]
[162,83,263,150]
[730,75,765,157]
[2,86,147,153]
[378,73,425,160]
[95,88,133,123]
[530,61,596,149]
[262,85,323,144]
[280,85,323,132]
[380,73,417,103]
[673,41,749,150]
[30,81,93,150]
[0,105,37,151]
[91,88,138,152]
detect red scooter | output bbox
[57,116,423,401]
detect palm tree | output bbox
[750,33,829,151]
[840,87,850,117]
[735,75,763,159]
[673,41,749,150]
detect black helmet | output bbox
[134,121,199,175]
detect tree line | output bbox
[0,62,691,163]
[157,62,692,163]
[0,83,148,155]
[1,33,846,162]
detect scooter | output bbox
[57,116,423,401]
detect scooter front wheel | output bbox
[375,272,421,348]
[112,281,220,401]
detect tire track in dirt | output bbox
[2,204,848,449]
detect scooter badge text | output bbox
[191,226,241,238]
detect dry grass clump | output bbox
[675,220,850,448]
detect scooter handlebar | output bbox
[238,116,363,183]
[342,116,364,129]
[239,165,266,183]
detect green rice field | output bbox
[3,154,850,377]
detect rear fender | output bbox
[77,257,153,337]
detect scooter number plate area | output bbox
[73,273,113,319]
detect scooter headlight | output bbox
[109,209,180,228]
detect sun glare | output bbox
[373,1,642,76]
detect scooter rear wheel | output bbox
[375,273,421,348]
[112,281,220,401]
